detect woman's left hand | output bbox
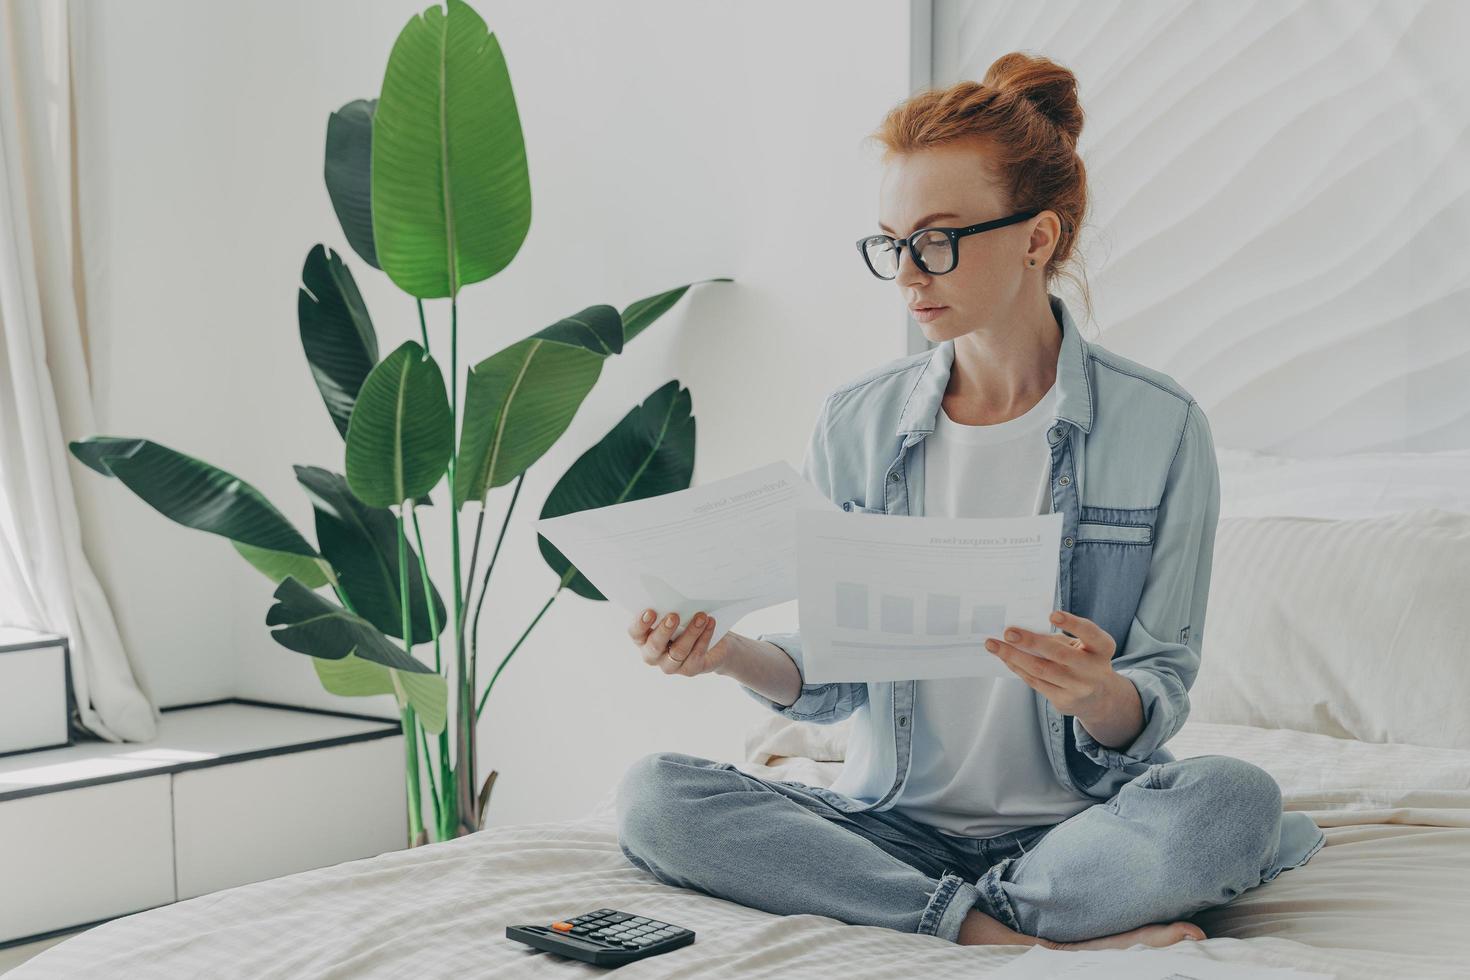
[984,609,1119,716]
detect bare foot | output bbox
[1039,920,1206,951]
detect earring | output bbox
[1029,259,1036,267]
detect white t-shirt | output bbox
[892,379,1096,838]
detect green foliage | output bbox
[299,245,379,439]
[371,0,531,298]
[68,437,319,576]
[345,341,453,508]
[69,0,733,845]
[296,466,446,644]
[536,381,697,600]
[265,576,434,676]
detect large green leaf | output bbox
[266,576,434,675]
[69,437,318,562]
[345,340,453,508]
[324,98,379,269]
[299,245,380,439]
[620,278,733,344]
[536,381,696,600]
[453,305,620,508]
[232,541,330,589]
[312,652,447,735]
[295,465,446,644]
[371,0,531,298]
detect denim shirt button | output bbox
[898,716,908,728]
[1051,721,1062,733]
[889,472,900,482]
[1064,536,1074,547]
[1058,475,1070,487]
[842,501,852,511]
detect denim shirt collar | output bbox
[894,293,1096,439]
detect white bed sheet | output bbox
[12,720,1470,978]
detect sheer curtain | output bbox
[0,0,157,742]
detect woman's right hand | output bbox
[628,608,730,677]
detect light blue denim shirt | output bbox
[743,292,1324,872]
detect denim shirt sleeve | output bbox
[739,395,870,724]
[1074,399,1221,768]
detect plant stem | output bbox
[419,300,458,840]
[408,503,444,838]
[410,508,443,676]
[396,505,424,845]
[461,505,486,621]
[477,591,559,720]
[331,573,432,837]
[468,473,525,695]
[448,294,474,835]
[419,719,441,836]
[400,701,423,846]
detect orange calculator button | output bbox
[551,922,574,932]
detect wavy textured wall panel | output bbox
[932,0,1470,454]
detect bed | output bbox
[13,453,1470,978]
[8,716,1469,978]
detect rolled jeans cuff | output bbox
[973,853,1025,934]
[918,872,982,944]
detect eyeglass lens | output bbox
[864,230,954,279]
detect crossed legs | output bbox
[615,751,1282,946]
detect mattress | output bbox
[11,720,1469,978]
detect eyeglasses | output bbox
[856,209,1042,280]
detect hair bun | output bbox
[983,52,1083,145]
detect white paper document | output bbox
[532,460,839,649]
[796,508,1063,683]
[988,944,1335,979]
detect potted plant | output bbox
[69,0,730,846]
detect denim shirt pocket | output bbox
[1068,504,1159,657]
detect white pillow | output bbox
[1189,507,1470,750]
[1217,447,1470,519]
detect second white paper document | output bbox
[797,507,1062,683]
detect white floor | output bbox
[0,928,94,973]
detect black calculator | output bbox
[506,908,695,966]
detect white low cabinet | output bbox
[173,735,405,900]
[0,776,175,943]
[0,627,71,755]
[0,700,406,946]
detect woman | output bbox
[615,53,1324,951]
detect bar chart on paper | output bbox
[798,508,1062,683]
[833,583,1010,638]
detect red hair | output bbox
[866,52,1094,325]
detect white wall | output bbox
[69,0,919,825]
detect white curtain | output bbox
[0,0,157,742]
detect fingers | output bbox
[632,608,692,665]
[660,612,711,674]
[630,609,717,674]
[987,626,1074,665]
[995,648,1068,694]
[986,635,1052,676]
[643,608,682,655]
[670,614,714,675]
[1049,609,1115,656]
[628,608,658,643]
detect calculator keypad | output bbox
[554,909,690,949]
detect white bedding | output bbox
[12,720,1470,978]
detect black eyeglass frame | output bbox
[855,208,1043,280]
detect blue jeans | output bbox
[615,751,1290,944]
